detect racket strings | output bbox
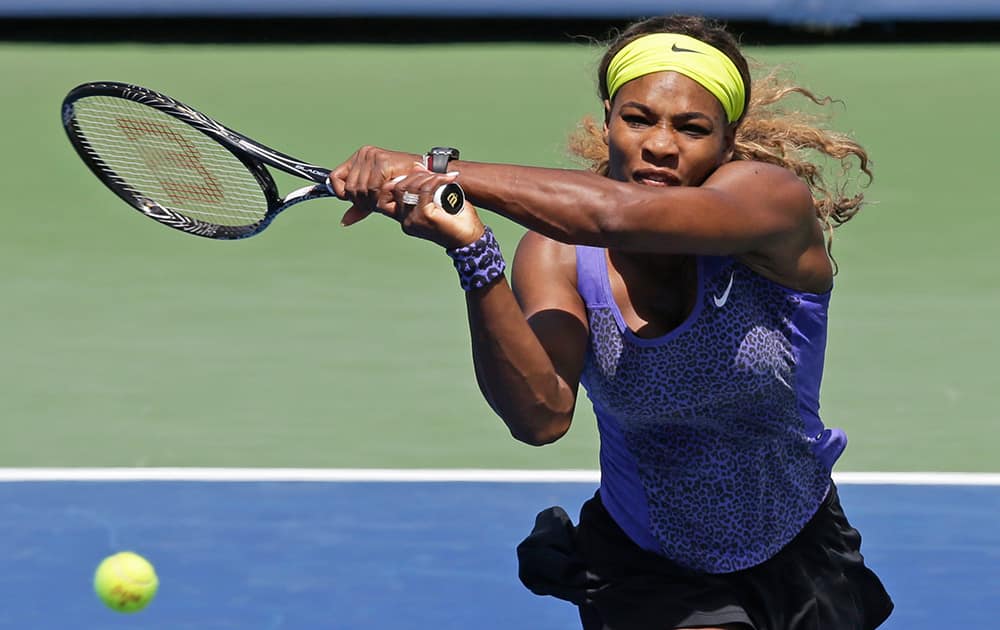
[71,96,269,226]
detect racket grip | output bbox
[434,183,465,215]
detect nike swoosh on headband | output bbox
[671,43,703,54]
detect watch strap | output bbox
[426,147,459,173]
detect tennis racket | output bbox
[61,81,465,240]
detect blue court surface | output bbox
[0,471,997,629]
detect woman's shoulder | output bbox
[708,161,831,292]
[513,230,579,286]
[515,230,577,262]
[713,159,807,188]
[709,159,815,219]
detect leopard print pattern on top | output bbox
[580,253,831,573]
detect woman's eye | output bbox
[622,115,649,127]
[681,124,710,136]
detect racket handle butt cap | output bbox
[434,183,465,215]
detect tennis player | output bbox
[331,14,893,630]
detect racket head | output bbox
[62,82,284,240]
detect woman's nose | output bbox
[642,125,678,159]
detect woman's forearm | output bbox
[455,161,619,244]
[464,280,575,446]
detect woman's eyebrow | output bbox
[619,102,714,123]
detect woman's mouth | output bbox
[633,170,680,187]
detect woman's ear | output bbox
[602,99,611,145]
[722,123,737,162]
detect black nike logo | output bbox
[671,43,703,54]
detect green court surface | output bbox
[1,42,996,471]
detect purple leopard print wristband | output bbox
[446,226,507,291]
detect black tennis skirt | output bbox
[517,483,893,630]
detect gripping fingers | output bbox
[395,183,464,219]
[391,163,462,214]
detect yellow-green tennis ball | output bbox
[93,551,159,613]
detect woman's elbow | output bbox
[506,414,572,446]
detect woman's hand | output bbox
[329,145,420,226]
[387,165,485,250]
[331,146,484,249]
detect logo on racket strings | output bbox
[115,117,224,205]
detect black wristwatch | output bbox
[425,146,460,173]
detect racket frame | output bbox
[62,81,335,239]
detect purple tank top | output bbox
[576,246,845,573]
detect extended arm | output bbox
[451,159,817,257]
[329,147,821,277]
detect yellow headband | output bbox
[606,33,746,123]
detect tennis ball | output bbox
[93,551,159,613]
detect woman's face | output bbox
[604,71,735,187]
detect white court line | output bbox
[0,468,998,485]
[0,468,598,483]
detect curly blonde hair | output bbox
[569,15,872,264]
